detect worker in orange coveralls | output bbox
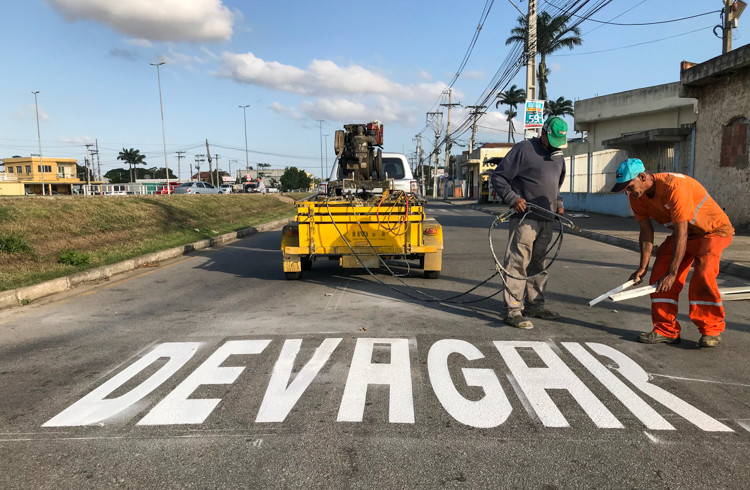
[611,158,734,348]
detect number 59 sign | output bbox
[524,100,545,130]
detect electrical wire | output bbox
[550,25,714,56]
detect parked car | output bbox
[218,184,233,194]
[154,182,180,195]
[173,181,221,194]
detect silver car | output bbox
[173,182,221,195]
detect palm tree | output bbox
[117,148,147,183]
[506,12,582,101]
[495,84,526,143]
[545,96,574,117]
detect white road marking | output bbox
[337,338,414,423]
[256,338,342,423]
[138,340,270,425]
[585,343,733,432]
[428,339,512,428]
[644,431,660,443]
[494,341,623,428]
[564,343,675,430]
[737,420,750,433]
[649,374,750,388]
[43,342,200,427]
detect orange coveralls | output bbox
[630,173,734,338]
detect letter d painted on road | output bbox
[43,342,200,427]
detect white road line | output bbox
[649,374,750,388]
[736,421,750,433]
[644,431,660,443]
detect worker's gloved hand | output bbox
[512,197,527,213]
[629,268,647,285]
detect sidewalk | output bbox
[439,197,750,282]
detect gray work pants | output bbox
[502,217,553,316]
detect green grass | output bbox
[0,194,296,291]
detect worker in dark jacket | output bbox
[490,116,568,329]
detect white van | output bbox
[321,152,418,195]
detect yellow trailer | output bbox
[281,192,442,280]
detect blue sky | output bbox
[0,0,742,180]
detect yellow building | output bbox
[455,143,515,199]
[0,156,90,196]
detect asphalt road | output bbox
[1,201,749,489]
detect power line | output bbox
[550,25,713,56]
[552,5,721,26]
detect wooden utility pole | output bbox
[724,0,747,53]
[205,139,214,186]
[426,111,442,198]
[440,88,460,198]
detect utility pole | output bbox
[525,0,538,139]
[723,0,747,53]
[195,154,204,180]
[32,91,45,195]
[89,149,98,183]
[466,105,486,153]
[426,111,442,198]
[95,139,101,181]
[176,151,185,183]
[214,154,220,184]
[205,139,214,186]
[323,134,329,178]
[85,143,94,189]
[440,88,460,199]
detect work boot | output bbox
[503,314,534,330]
[638,331,680,344]
[699,335,721,348]
[524,306,560,320]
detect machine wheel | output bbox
[301,257,313,271]
[285,271,302,280]
[424,270,440,279]
[418,256,425,269]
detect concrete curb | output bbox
[464,204,750,282]
[0,216,294,311]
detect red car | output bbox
[155,182,180,195]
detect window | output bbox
[721,117,749,168]
[381,157,405,179]
[25,166,31,173]
[57,166,65,177]
[7,166,13,173]
[37,165,52,173]
[16,166,22,174]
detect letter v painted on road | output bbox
[43,342,200,427]
[138,340,271,425]
[256,338,342,423]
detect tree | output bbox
[104,168,130,184]
[117,148,147,183]
[506,12,582,101]
[280,167,312,191]
[495,84,526,143]
[545,96,574,117]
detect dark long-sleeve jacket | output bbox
[490,137,565,217]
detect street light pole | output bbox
[150,61,170,194]
[323,133,329,179]
[32,91,45,195]
[239,105,250,177]
[316,119,324,181]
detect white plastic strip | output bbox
[609,284,657,302]
[588,280,636,307]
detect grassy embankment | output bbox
[0,194,303,292]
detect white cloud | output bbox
[298,96,416,126]
[45,0,235,42]
[462,70,484,80]
[418,69,432,81]
[219,52,405,97]
[58,136,95,146]
[14,105,51,122]
[125,38,153,48]
[269,102,302,120]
